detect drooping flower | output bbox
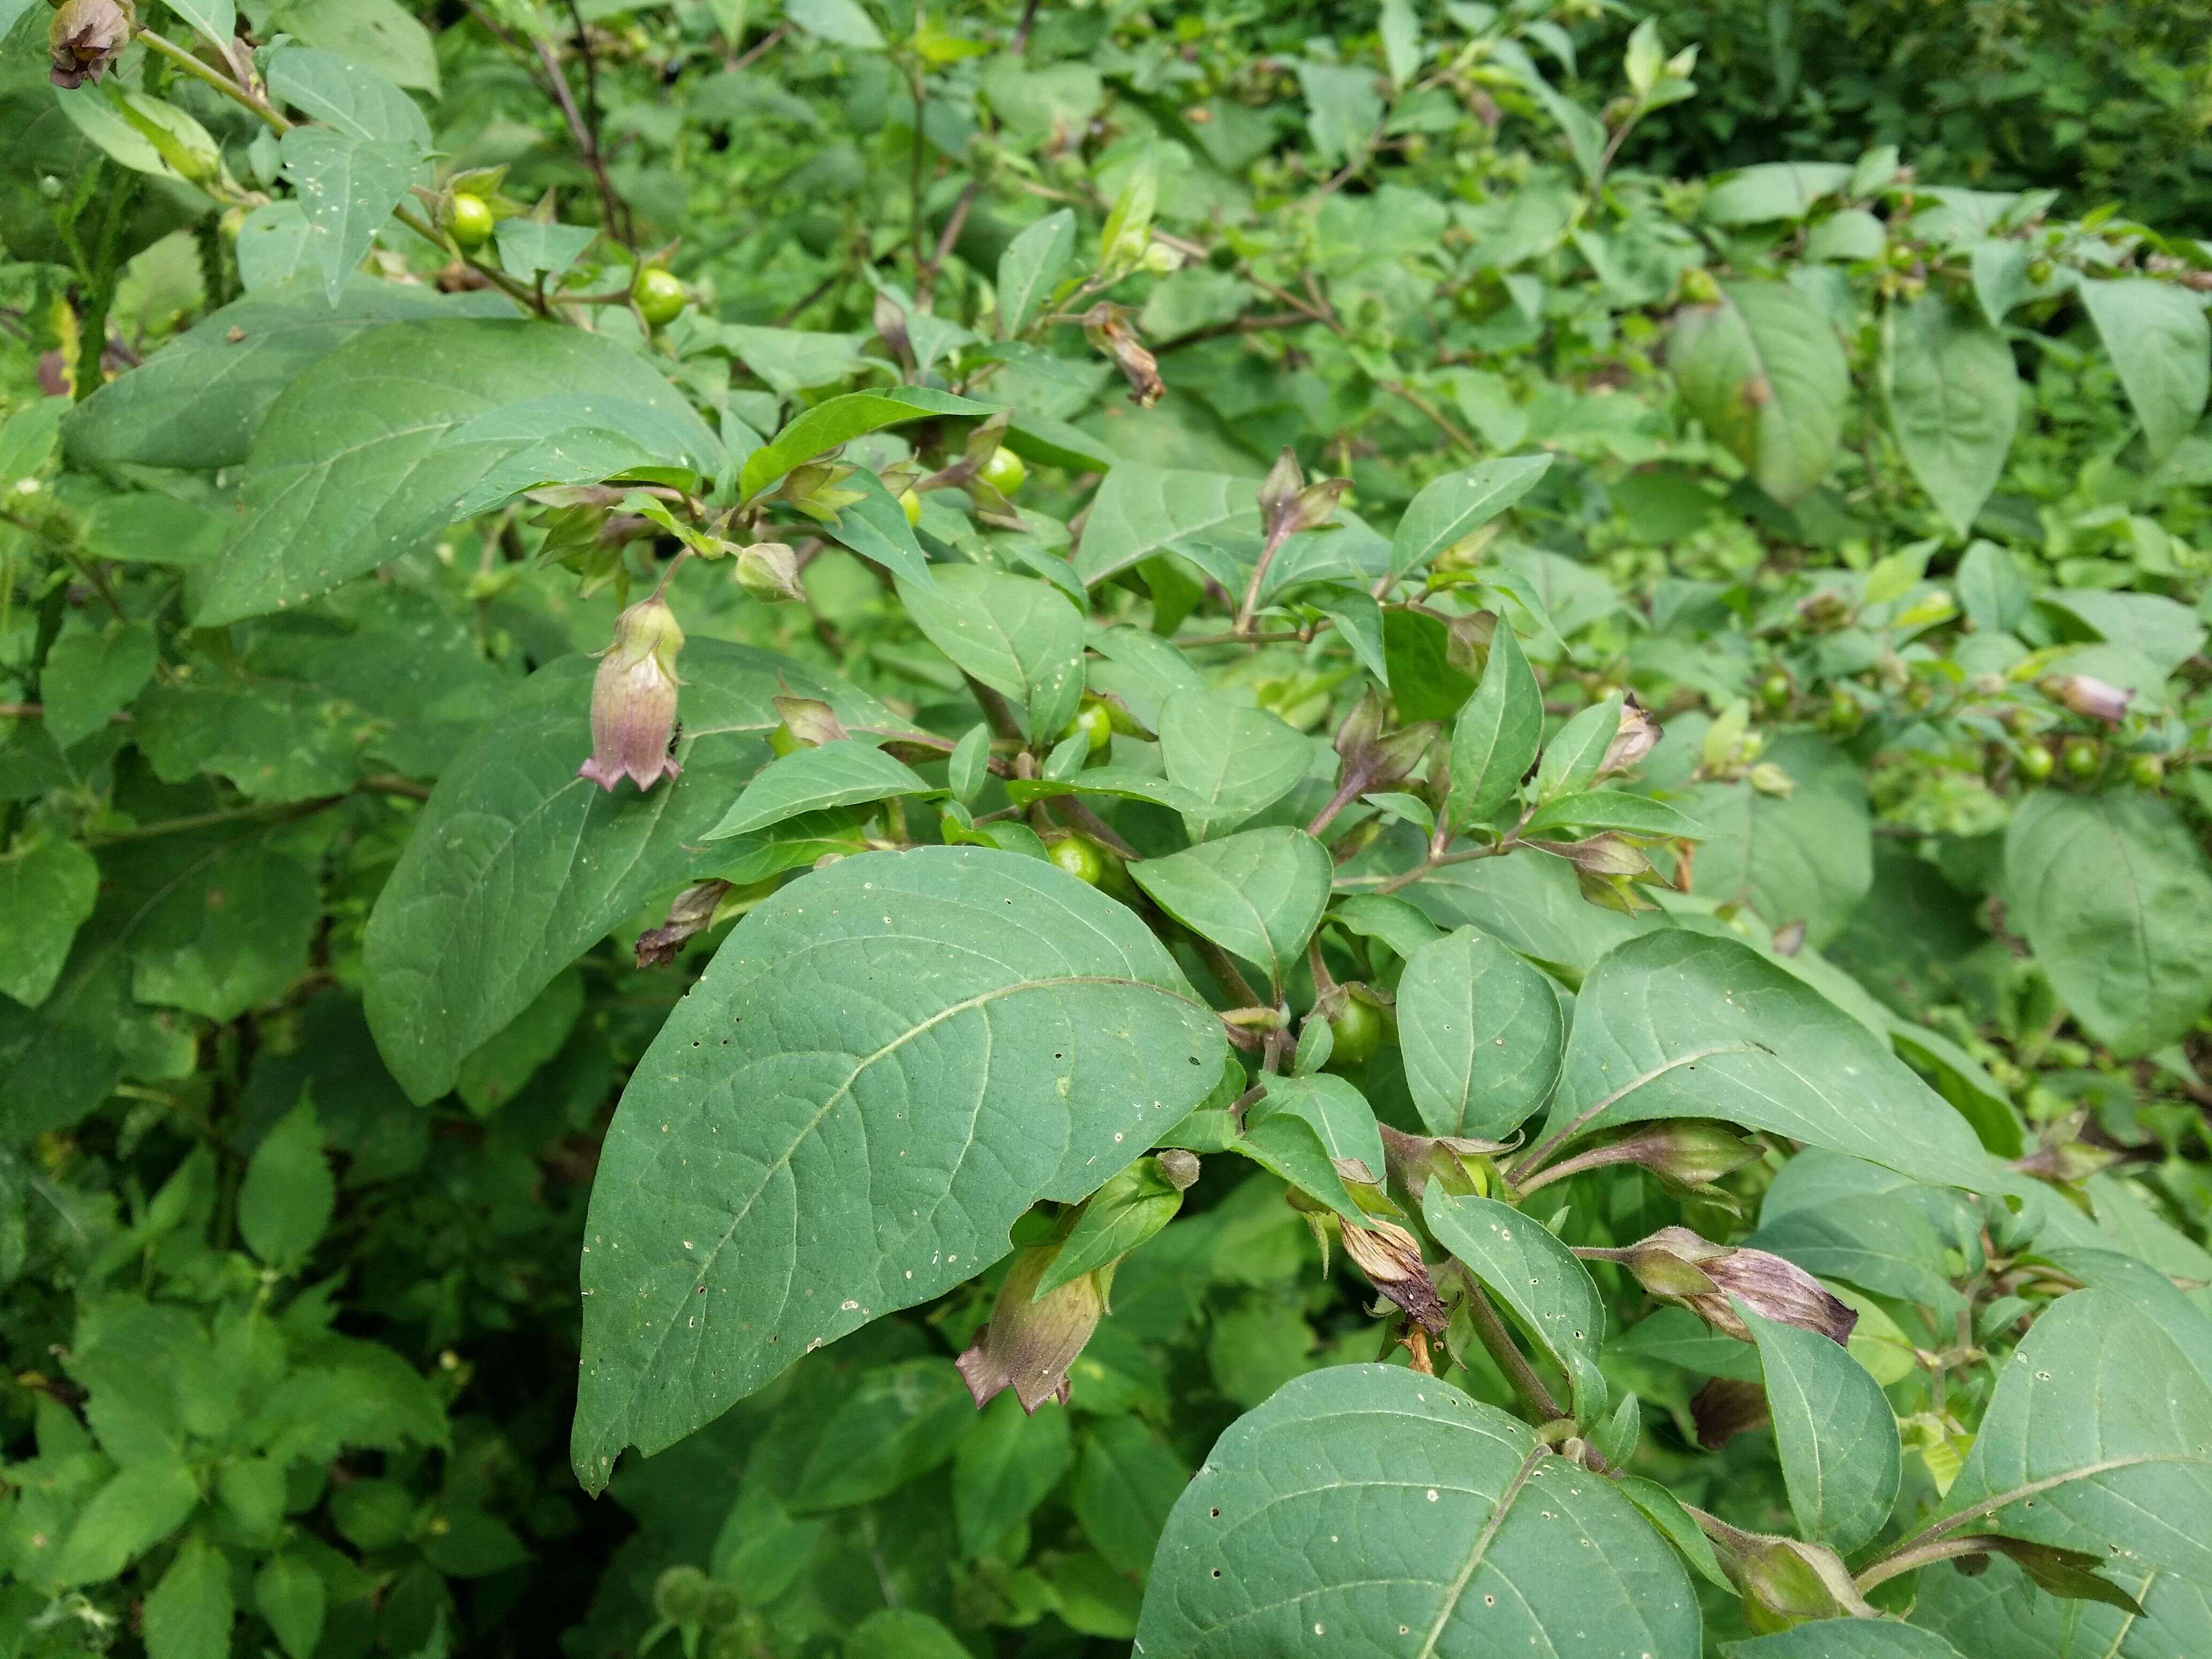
[579,595,684,793]
[1606,1226,1858,1344]
[50,0,132,88]
[956,1246,1104,1413]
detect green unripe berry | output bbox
[2016,743,2055,782]
[1826,689,1861,733]
[632,266,688,329]
[978,445,1027,496]
[447,192,495,251]
[2061,737,2101,779]
[1047,833,1108,887]
[1679,268,1721,305]
[2128,753,2164,790]
[1759,671,1791,710]
[898,489,923,527]
[1059,700,1112,754]
[2027,258,2054,285]
[1324,995,1386,1070]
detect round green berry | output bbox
[447,192,495,251]
[1059,701,1112,754]
[632,266,688,329]
[2061,737,2102,779]
[978,445,1027,496]
[1047,833,1108,887]
[2016,743,2055,782]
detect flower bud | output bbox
[1339,1218,1449,1335]
[1690,1377,1769,1449]
[1708,1525,1875,1632]
[2041,673,2134,726]
[734,541,806,604]
[580,596,684,793]
[956,1246,1105,1413]
[1747,762,1795,798]
[1538,1120,1759,1197]
[771,696,846,751]
[49,0,131,88]
[1597,694,1661,778]
[1332,687,1437,800]
[1612,1227,1857,1344]
[1256,446,1349,542]
[634,879,733,968]
[1082,304,1164,408]
[1154,1148,1201,1190]
[1440,609,1498,680]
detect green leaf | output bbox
[1157,687,1314,841]
[364,642,883,1103]
[997,210,1075,338]
[2005,790,2212,1058]
[823,464,936,589]
[1522,789,1708,841]
[1739,1301,1901,1556]
[279,126,419,305]
[453,969,582,1117]
[705,741,931,841]
[1671,280,1850,506]
[1935,1289,2212,1584]
[570,848,1228,1488]
[1726,1622,1967,1658]
[1249,1074,1386,1182]
[265,47,431,147]
[1540,929,1991,1188]
[1135,1365,1699,1657]
[41,616,155,749]
[493,219,597,283]
[198,319,719,625]
[130,834,318,1021]
[793,1358,974,1512]
[1531,693,1624,803]
[1073,1416,1189,1579]
[1397,925,1563,1138]
[1954,540,2032,634]
[0,838,99,1008]
[2077,278,2211,462]
[1002,766,1206,814]
[1614,1474,1732,1589]
[1073,464,1258,586]
[1882,294,2019,539]
[54,1460,201,1586]
[1034,1157,1186,1296]
[1423,1189,1609,1415]
[143,1534,235,1659]
[1912,1548,2208,1659]
[739,387,990,500]
[782,0,884,49]
[63,278,512,472]
[1390,457,1552,576]
[1130,828,1332,992]
[846,1610,974,1659]
[0,395,64,491]
[1684,735,1873,948]
[895,566,1085,738]
[164,0,235,49]
[1296,60,1384,165]
[1701,162,1853,226]
[255,1552,327,1659]
[1968,239,2034,330]
[240,1100,334,1271]
[264,0,438,91]
[953,1391,1073,1557]
[1446,622,1542,829]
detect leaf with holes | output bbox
[1135,1364,1699,1657]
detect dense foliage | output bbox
[5,1,2212,1657]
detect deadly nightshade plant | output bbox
[11,1,2212,1656]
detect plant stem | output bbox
[1462,1277,1566,1424]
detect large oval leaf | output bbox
[571,847,1228,1489]
[363,641,888,1104]
[1727,1621,1966,1658]
[196,319,721,625]
[1931,1289,2212,1583]
[1670,280,1849,507]
[1740,1303,1901,1556]
[1535,930,1990,1189]
[1684,734,1871,949]
[1397,925,1564,1138]
[1881,294,2019,540]
[1131,828,1332,994]
[1424,1190,1608,1415]
[2004,790,2212,1059]
[1135,1364,1699,1658]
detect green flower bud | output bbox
[734,540,807,605]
